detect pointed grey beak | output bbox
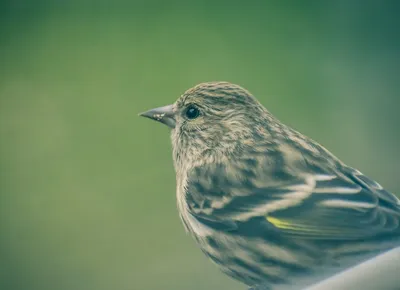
[139,104,176,128]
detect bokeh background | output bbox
[1,1,399,290]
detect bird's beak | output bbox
[139,104,176,129]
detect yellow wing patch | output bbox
[266,216,299,230]
[266,216,343,235]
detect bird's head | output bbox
[140,82,274,168]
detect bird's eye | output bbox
[185,105,200,120]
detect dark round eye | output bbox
[185,105,200,119]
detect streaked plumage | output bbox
[140,82,400,289]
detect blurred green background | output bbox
[0,1,399,290]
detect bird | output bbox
[139,81,400,290]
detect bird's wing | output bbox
[186,161,400,240]
[264,168,400,240]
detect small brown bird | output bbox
[140,82,400,290]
